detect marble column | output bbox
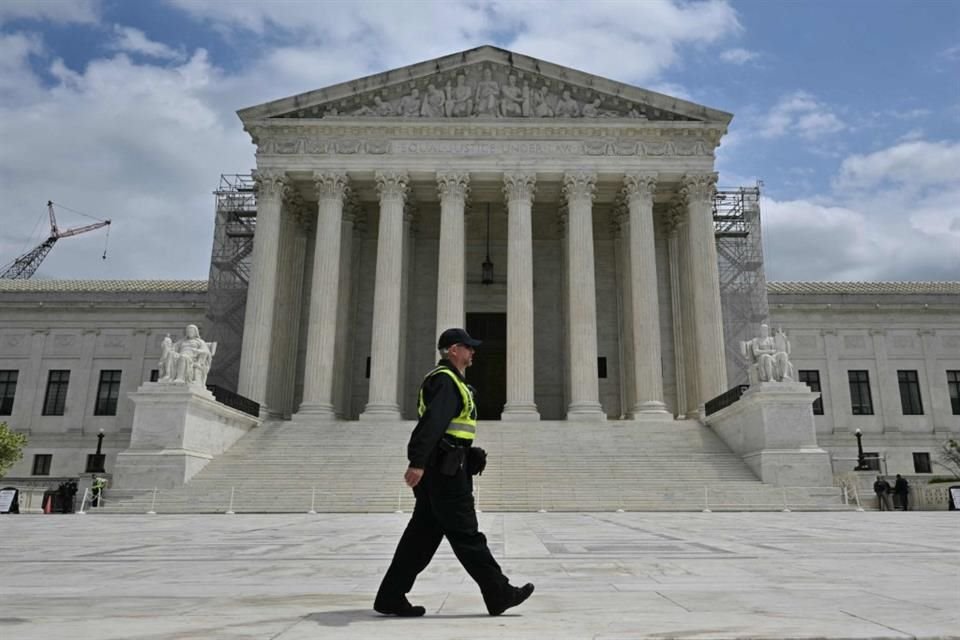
[332,199,359,419]
[435,172,469,340]
[821,329,847,434]
[623,173,668,416]
[502,171,540,420]
[612,203,636,417]
[299,171,350,419]
[238,169,287,415]
[563,171,605,420]
[680,173,727,410]
[676,202,700,417]
[269,195,308,419]
[361,171,409,421]
[666,206,688,419]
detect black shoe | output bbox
[487,583,535,616]
[374,595,426,617]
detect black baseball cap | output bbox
[438,328,482,350]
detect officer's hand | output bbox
[404,467,424,488]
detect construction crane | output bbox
[1,201,111,279]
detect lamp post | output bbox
[854,428,868,471]
[91,428,106,473]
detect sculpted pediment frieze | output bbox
[268,62,698,122]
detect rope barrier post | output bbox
[616,487,625,513]
[537,484,547,513]
[781,487,791,512]
[308,486,317,515]
[146,487,157,515]
[77,488,89,515]
[225,487,235,515]
[702,486,711,513]
[395,488,403,514]
[852,484,864,512]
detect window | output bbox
[85,453,105,473]
[948,371,960,415]
[798,370,824,415]
[0,370,17,416]
[862,452,881,472]
[149,369,159,382]
[847,370,874,415]
[94,370,122,416]
[597,357,607,379]
[913,452,932,474]
[42,370,70,416]
[897,370,924,415]
[32,454,52,476]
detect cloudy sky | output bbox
[0,0,957,282]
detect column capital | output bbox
[375,170,409,203]
[562,171,597,203]
[342,194,362,224]
[313,170,350,202]
[679,172,718,205]
[665,201,686,234]
[503,171,537,203]
[622,173,658,205]
[252,168,290,200]
[610,201,629,238]
[557,204,568,238]
[437,171,470,202]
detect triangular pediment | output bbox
[238,46,731,125]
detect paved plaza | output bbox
[0,512,957,639]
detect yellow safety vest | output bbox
[417,366,477,440]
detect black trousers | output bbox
[376,464,510,609]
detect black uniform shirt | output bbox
[407,359,466,469]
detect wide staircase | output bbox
[99,419,846,513]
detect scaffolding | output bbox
[204,174,769,392]
[714,185,769,386]
[205,174,257,390]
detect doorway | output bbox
[465,313,506,419]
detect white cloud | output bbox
[109,25,184,61]
[758,91,845,140]
[719,47,758,64]
[0,0,99,25]
[835,140,960,190]
[761,138,960,281]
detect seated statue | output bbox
[741,324,794,384]
[159,324,216,389]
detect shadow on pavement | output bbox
[306,610,501,626]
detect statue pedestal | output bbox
[113,382,260,490]
[704,382,833,488]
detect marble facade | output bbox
[235,46,731,422]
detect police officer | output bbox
[374,327,534,617]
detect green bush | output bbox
[0,422,28,478]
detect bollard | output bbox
[702,486,712,513]
[782,487,791,513]
[308,486,317,515]
[146,487,157,515]
[537,485,547,513]
[225,487,236,515]
[395,488,403,514]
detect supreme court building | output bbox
[235,45,732,423]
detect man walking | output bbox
[374,327,534,617]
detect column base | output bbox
[293,403,338,423]
[359,404,403,421]
[628,401,671,420]
[500,403,540,421]
[566,402,607,421]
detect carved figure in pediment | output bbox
[445,74,473,117]
[421,83,446,117]
[500,74,525,117]
[398,88,422,117]
[554,89,581,117]
[627,108,648,119]
[474,68,500,117]
[373,94,395,117]
[581,98,602,118]
[531,86,554,117]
